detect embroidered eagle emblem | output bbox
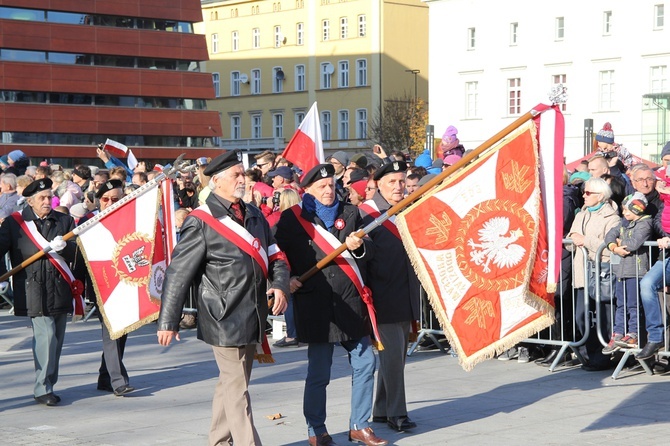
[122,246,151,273]
[467,216,525,273]
[320,167,328,177]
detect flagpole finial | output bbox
[548,84,568,106]
[164,154,188,180]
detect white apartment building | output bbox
[426,0,669,163]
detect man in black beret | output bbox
[360,160,420,432]
[275,163,387,446]
[158,150,289,445]
[0,178,79,406]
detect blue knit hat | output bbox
[595,122,615,144]
[7,149,27,162]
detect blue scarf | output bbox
[303,193,340,229]
[586,202,605,213]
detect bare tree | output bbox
[368,94,428,158]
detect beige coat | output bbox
[567,200,621,288]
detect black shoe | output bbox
[97,383,114,392]
[581,361,613,372]
[387,416,417,432]
[371,416,388,423]
[113,385,135,396]
[34,393,59,406]
[51,393,61,403]
[636,341,664,360]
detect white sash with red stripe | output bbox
[359,200,401,240]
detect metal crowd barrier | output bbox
[407,286,449,356]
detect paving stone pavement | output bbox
[2,309,670,445]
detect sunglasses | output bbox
[100,196,121,203]
[583,191,600,196]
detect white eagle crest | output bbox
[467,216,525,273]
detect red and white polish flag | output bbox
[103,138,138,171]
[281,102,325,176]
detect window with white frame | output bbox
[295,111,305,130]
[321,63,332,89]
[467,27,476,50]
[356,109,367,139]
[231,115,241,140]
[273,66,284,93]
[297,22,304,45]
[555,17,565,40]
[321,111,331,140]
[599,70,615,110]
[465,81,478,118]
[552,74,567,112]
[356,59,367,86]
[655,4,665,29]
[274,26,282,48]
[231,71,241,96]
[322,19,330,41]
[507,78,521,116]
[340,17,348,39]
[603,11,612,35]
[232,31,239,51]
[650,65,667,93]
[338,60,349,88]
[211,33,219,53]
[273,113,284,138]
[251,114,262,139]
[212,72,220,98]
[296,0,304,8]
[338,110,349,140]
[358,14,366,37]
[253,28,260,48]
[295,64,306,91]
[510,22,518,45]
[251,69,261,94]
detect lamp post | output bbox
[405,69,420,102]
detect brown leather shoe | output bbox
[348,427,388,446]
[308,432,337,446]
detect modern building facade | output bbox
[199,0,428,158]
[426,0,670,163]
[0,0,223,164]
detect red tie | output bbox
[231,202,244,224]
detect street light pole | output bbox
[405,69,420,102]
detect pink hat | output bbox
[443,154,462,167]
[442,125,458,142]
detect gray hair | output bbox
[1,173,17,190]
[584,177,612,201]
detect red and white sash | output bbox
[359,200,401,240]
[11,213,85,319]
[290,204,383,349]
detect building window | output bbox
[211,33,219,53]
[232,31,239,51]
[552,74,567,112]
[273,66,284,93]
[251,114,262,139]
[356,109,367,139]
[273,2,281,12]
[274,26,282,48]
[599,70,615,110]
[321,111,331,140]
[340,17,348,39]
[465,81,478,118]
[297,22,304,45]
[651,65,667,93]
[231,71,241,96]
[212,73,220,98]
[295,111,305,129]
[295,64,306,91]
[296,0,304,8]
[321,63,333,89]
[338,110,349,140]
[358,15,366,37]
[655,4,665,29]
[356,59,367,86]
[467,27,476,50]
[510,22,518,45]
[253,28,260,49]
[273,113,284,138]
[231,8,238,18]
[507,78,521,116]
[231,115,241,140]
[251,69,261,94]
[338,60,349,88]
[555,17,565,40]
[252,6,259,15]
[603,11,612,35]
[322,19,330,41]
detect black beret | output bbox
[203,150,243,176]
[347,168,368,185]
[72,165,92,180]
[95,179,124,199]
[300,163,335,188]
[22,178,53,197]
[373,160,408,181]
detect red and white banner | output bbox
[77,185,163,339]
[160,179,177,264]
[281,102,325,175]
[396,105,563,370]
[103,138,138,171]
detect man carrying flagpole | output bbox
[157,150,289,446]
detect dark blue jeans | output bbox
[613,278,640,336]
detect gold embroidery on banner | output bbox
[463,298,495,329]
[425,212,451,245]
[502,160,532,193]
[112,233,152,287]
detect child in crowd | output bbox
[602,193,653,353]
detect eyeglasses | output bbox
[583,191,600,196]
[633,177,656,183]
[100,196,121,203]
